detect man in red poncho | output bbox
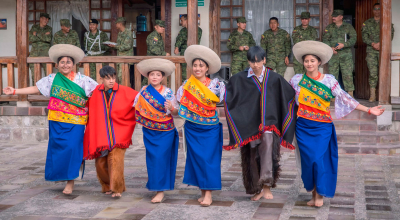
[83,66,138,197]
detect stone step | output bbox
[333,120,377,132]
[338,143,400,155]
[336,131,399,144]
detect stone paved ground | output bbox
[0,136,400,220]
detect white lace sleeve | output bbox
[163,88,179,115]
[208,78,226,102]
[325,75,359,119]
[81,75,98,97]
[288,74,303,106]
[132,86,145,107]
[36,74,56,97]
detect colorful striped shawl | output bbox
[135,85,175,131]
[178,76,220,125]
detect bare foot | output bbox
[63,180,74,195]
[200,190,212,207]
[251,190,265,201]
[307,190,316,206]
[105,191,112,195]
[263,186,273,200]
[198,190,206,203]
[151,191,164,203]
[112,192,121,198]
[315,193,324,207]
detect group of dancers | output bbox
[3,41,384,207]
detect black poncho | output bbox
[223,68,297,151]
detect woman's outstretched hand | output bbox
[370,105,385,116]
[3,87,15,95]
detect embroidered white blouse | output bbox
[176,78,226,103]
[133,86,179,115]
[289,74,360,119]
[36,72,98,97]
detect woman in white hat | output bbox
[176,45,225,207]
[289,41,384,207]
[3,44,98,194]
[134,58,180,203]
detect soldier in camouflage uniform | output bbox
[260,17,291,77]
[107,17,134,83]
[362,3,394,102]
[323,9,357,96]
[147,20,170,56]
[227,17,256,75]
[53,19,80,47]
[292,12,318,74]
[29,13,52,85]
[84,19,110,79]
[174,14,202,80]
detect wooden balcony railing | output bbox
[0,56,185,102]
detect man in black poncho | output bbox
[223,46,297,200]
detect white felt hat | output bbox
[137,58,176,77]
[49,44,85,64]
[293,41,333,65]
[184,45,221,74]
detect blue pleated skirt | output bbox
[143,127,179,191]
[295,117,338,198]
[45,121,85,181]
[183,121,223,190]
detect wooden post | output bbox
[96,63,103,83]
[175,63,182,93]
[134,64,141,91]
[209,0,220,54]
[83,63,90,76]
[161,0,172,54]
[187,0,198,79]
[7,63,14,88]
[379,0,392,104]
[122,63,129,86]
[16,0,29,101]
[46,63,52,75]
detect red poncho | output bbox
[83,83,138,160]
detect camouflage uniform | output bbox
[362,17,394,89]
[84,19,110,79]
[53,20,80,47]
[227,17,256,75]
[292,12,318,74]
[146,20,167,56]
[260,28,291,77]
[175,26,202,79]
[114,17,134,83]
[28,13,52,85]
[323,10,357,92]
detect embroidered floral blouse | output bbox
[133,86,179,115]
[289,74,359,119]
[176,78,226,102]
[36,72,98,97]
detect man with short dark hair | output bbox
[53,19,80,47]
[84,65,138,198]
[84,19,110,80]
[174,14,202,79]
[260,17,291,77]
[29,13,52,85]
[292,12,318,74]
[107,17,134,83]
[323,9,357,97]
[227,17,256,75]
[362,3,394,102]
[224,46,297,201]
[147,20,170,56]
